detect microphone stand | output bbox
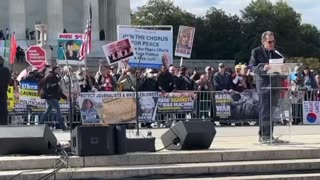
[135,55,142,136]
[62,48,74,135]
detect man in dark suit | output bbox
[0,56,11,125]
[249,31,284,143]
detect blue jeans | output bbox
[39,99,66,129]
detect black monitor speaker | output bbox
[161,121,216,150]
[0,125,57,155]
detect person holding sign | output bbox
[249,31,284,143]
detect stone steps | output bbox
[2,148,320,171]
[1,158,320,180]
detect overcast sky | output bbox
[130,0,320,28]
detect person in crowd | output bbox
[110,66,120,82]
[60,66,80,98]
[39,66,69,131]
[315,74,320,89]
[241,64,254,89]
[76,67,96,92]
[213,63,233,91]
[26,28,30,40]
[157,65,176,93]
[176,66,193,90]
[194,74,213,119]
[22,67,40,83]
[118,68,136,91]
[139,69,158,91]
[0,56,11,125]
[100,29,106,41]
[301,66,317,101]
[249,31,284,143]
[204,66,214,90]
[0,30,4,40]
[16,46,25,63]
[232,65,247,92]
[96,65,116,91]
[190,67,201,82]
[5,28,9,40]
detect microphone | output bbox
[274,49,284,58]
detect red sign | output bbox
[26,45,47,70]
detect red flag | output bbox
[79,3,92,61]
[9,33,17,65]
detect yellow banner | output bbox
[7,86,14,110]
[20,89,39,97]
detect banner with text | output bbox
[117,26,173,69]
[157,92,195,113]
[214,91,259,121]
[78,92,137,124]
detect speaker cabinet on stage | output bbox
[127,137,156,152]
[0,125,57,155]
[114,125,127,154]
[72,126,115,156]
[161,121,216,150]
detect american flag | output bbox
[79,3,92,60]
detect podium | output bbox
[254,63,301,144]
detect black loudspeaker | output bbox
[127,137,156,152]
[114,125,127,154]
[0,125,57,155]
[72,126,115,156]
[161,121,216,150]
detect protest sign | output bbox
[214,92,232,119]
[79,98,102,124]
[19,81,46,111]
[57,33,84,65]
[303,101,320,124]
[174,26,195,58]
[137,92,159,123]
[7,86,14,110]
[157,92,195,113]
[102,38,135,65]
[118,26,173,69]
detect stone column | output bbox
[107,0,131,41]
[83,0,99,41]
[47,0,63,42]
[9,0,26,40]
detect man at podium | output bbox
[249,31,284,143]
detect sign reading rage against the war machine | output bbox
[117,26,173,69]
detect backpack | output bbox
[38,78,47,99]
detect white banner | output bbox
[117,26,173,69]
[303,101,320,124]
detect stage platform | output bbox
[1,125,320,179]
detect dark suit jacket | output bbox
[249,46,283,93]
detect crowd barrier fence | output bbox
[7,89,320,128]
